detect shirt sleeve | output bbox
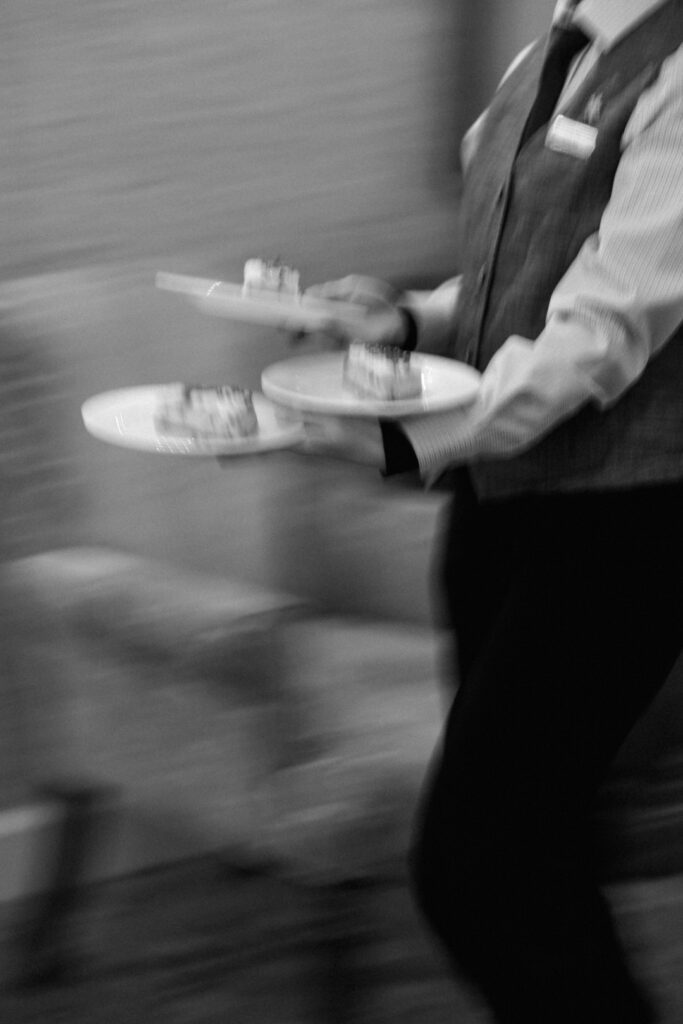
[399,44,683,483]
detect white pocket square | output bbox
[545,114,598,159]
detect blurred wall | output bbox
[0,0,557,617]
[3,0,551,284]
[4,0,462,284]
[0,0,545,577]
[0,0,554,610]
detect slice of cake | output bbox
[343,341,423,401]
[242,258,301,300]
[155,384,258,440]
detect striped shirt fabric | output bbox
[401,0,683,485]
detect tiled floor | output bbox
[1,857,682,1024]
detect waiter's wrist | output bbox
[396,301,419,351]
[380,419,419,475]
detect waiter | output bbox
[296,1,683,1020]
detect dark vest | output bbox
[452,0,683,498]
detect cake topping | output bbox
[155,384,258,440]
[343,341,423,401]
[243,257,301,299]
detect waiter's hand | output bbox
[297,275,408,348]
[215,410,386,469]
[293,412,386,468]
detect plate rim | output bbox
[156,272,364,331]
[81,385,304,456]
[261,351,480,419]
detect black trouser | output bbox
[411,473,683,1024]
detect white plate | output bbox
[81,386,305,456]
[261,352,480,419]
[156,271,370,333]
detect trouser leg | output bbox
[413,482,682,1024]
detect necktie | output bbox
[519,22,590,147]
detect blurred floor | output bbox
[0,857,475,1024]
[1,857,682,1024]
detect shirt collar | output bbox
[553,0,672,48]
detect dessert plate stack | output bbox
[81,268,482,457]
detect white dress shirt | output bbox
[401,0,683,484]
